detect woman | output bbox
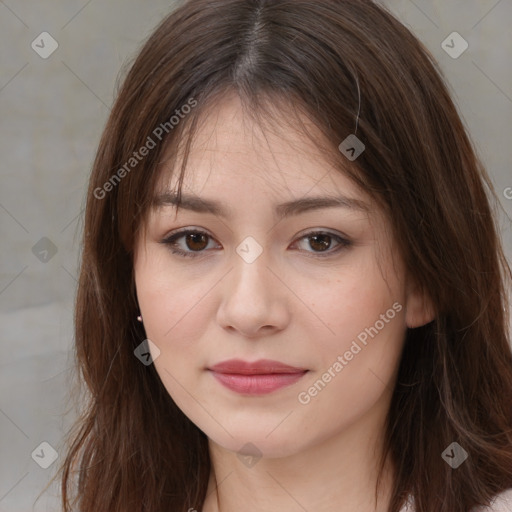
[51,0,512,510]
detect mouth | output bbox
[207,359,308,395]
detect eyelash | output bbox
[159,228,352,259]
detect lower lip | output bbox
[209,371,307,395]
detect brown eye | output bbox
[160,229,217,258]
[308,233,333,252]
[184,232,209,251]
[293,231,351,258]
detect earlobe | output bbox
[404,280,436,329]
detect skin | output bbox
[133,92,434,512]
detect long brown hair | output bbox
[47,0,512,510]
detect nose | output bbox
[216,250,290,338]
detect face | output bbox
[133,92,431,459]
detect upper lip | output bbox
[209,359,307,375]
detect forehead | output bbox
[153,93,373,214]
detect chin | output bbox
[207,427,305,460]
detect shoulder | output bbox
[400,490,512,512]
[472,489,512,512]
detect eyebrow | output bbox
[152,190,370,219]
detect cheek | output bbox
[308,289,405,383]
[296,288,406,436]
[135,268,210,407]
[134,266,219,409]
[296,251,407,403]
[137,281,207,343]
[295,252,404,350]
[134,248,210,344]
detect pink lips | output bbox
[208,359,308,395]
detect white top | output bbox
[399,488,512,511]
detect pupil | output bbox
[187,233,207,251]
[311,234,330,251]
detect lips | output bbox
[209,358,307,375]
[208,359,308,395]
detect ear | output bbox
[404,278,436,328]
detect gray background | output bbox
[0,1,511,510]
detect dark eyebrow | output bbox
[152,191,370,219]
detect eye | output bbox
[160,229,218,258]
[291,231,352,257]
[160,228,352,259]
